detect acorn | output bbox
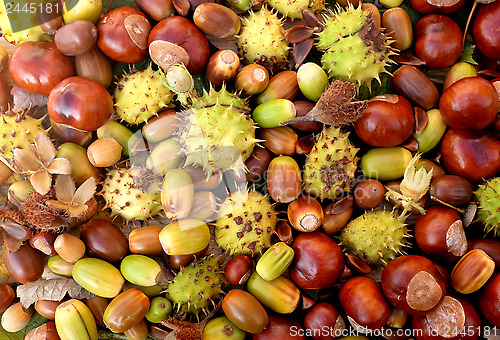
[72,257,125,298]
[256,242,294,281]
[159,219,210,255]
[55,299,98,340]
[246,272,300,314]
[161,168,194,220]
[120,254,162,287]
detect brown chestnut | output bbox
[253,315,305,340]
[478,273,500,327]
[9,41,74,95]
[339,276,391,330]
[97,7,151,63]
[303,302,345,340]
[224,255,252,285]
[245,147,272,182]
[381,255,447,315]
[472,1,500,60]
[353,179,385,210]
[0,284,15,313]
[414,206,467,261]
[289,232,344,289]
[47,76,113,132]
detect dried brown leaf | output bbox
[34,133,57,166]
[281,80,367,126]
[11,86,48,112]
[16,278,95,309]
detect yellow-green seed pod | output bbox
[96,120,138,156]
[72,258,124,298]
[146,139,182,175]
[55,299,98,340]
[161,168,194,220]
[252,99,296,128]
[48,255,74,277]
[159,219,210,255]
[255,242,294,281]
[413,109,447,153]
[120,255,161,287]
[202,316,246,340]
[360,147,412,181]
[246,272,300,314]
[297,62,328,102]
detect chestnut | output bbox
[409,0,466,14]
[440,129,500,183]
[9,42,74,95]
[354,94,414,147]
[134,0,174,21]
[80,219,129,263]
[414,206,467,261]
[47,76,114,132]
[411,296,481,340]
[439,77,499,130]
[245,147,272,182]
[224,255,252,285]
[339,276,391,330]
[148,16,210,74]
[97,7,151,63]
[414,14,463,69]
[472,1,500,60]
[381,255,447,315]
[0,284,15,313]
[253,315,305,340]
[353,179,385,210]
[289,232,344,289]
[303,302,345,340]
[478,273,500,327]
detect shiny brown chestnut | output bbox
[415,14,463,69]
[80,219,129,263]
[381,255,447,315]
[411,296,481,340]
[303,302,345,340]
[391,65,439,110]
[439,77,499,130]
[9,41,74,95]
[134,0,174,21]
[429,175,472,207]
[440,128,500,183]
[148,16,210,74]
[290,232,344,290]
[30,231,58,256]
[224,255,252,285]
[24,321,60,340]
[245,147,272,182]
[0,284,15,313]
[472,1,500,60]
[354,94,414,147]
[2,243,44,284]
[409,0,465,14]
[47,76,114,132]
[253,315,305,340]
[97,7,151,63]
[414,206,467,261]
[353,179,385,210]
[339,276,391,330]
[54,20,98,56]
[478,273,500,327]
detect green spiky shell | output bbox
[99,167,162,221]
[0,7,51,44]
[166,256,225,316]
[178,100,256,175]
[475,177,500,237]
[114,66,173,125]
[316,5,396,88]
[191,84,249,112]
[0,111,46,171]
[215,191,277,255]
[265,0,325,19]
[303,127,358,201]
[338,210,408,266]
[237,7,289,72]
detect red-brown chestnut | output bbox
[381,255,447,316]
[9,42,74,95]
[478,273,500,327]
[289,232,344,290]
[47,76,113,132]
[303,302,345,340]
[414,206,467,261]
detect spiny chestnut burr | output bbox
[287,195,323,232]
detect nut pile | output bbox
[0,0,499,339]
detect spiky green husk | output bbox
[0,111,46,171]
[99,167,162,221]
[475,177,500,237]
[237,7,289,72]
[166,256,225,316]
[303,127,358,201]
[191,84,249,112]
[316,5,396,89]
[215,191,277,255]
[0,9,51,44]
[265,0,325,19]
[338,210,409,266]
[114,66,173,125]
[178,100,257,175]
